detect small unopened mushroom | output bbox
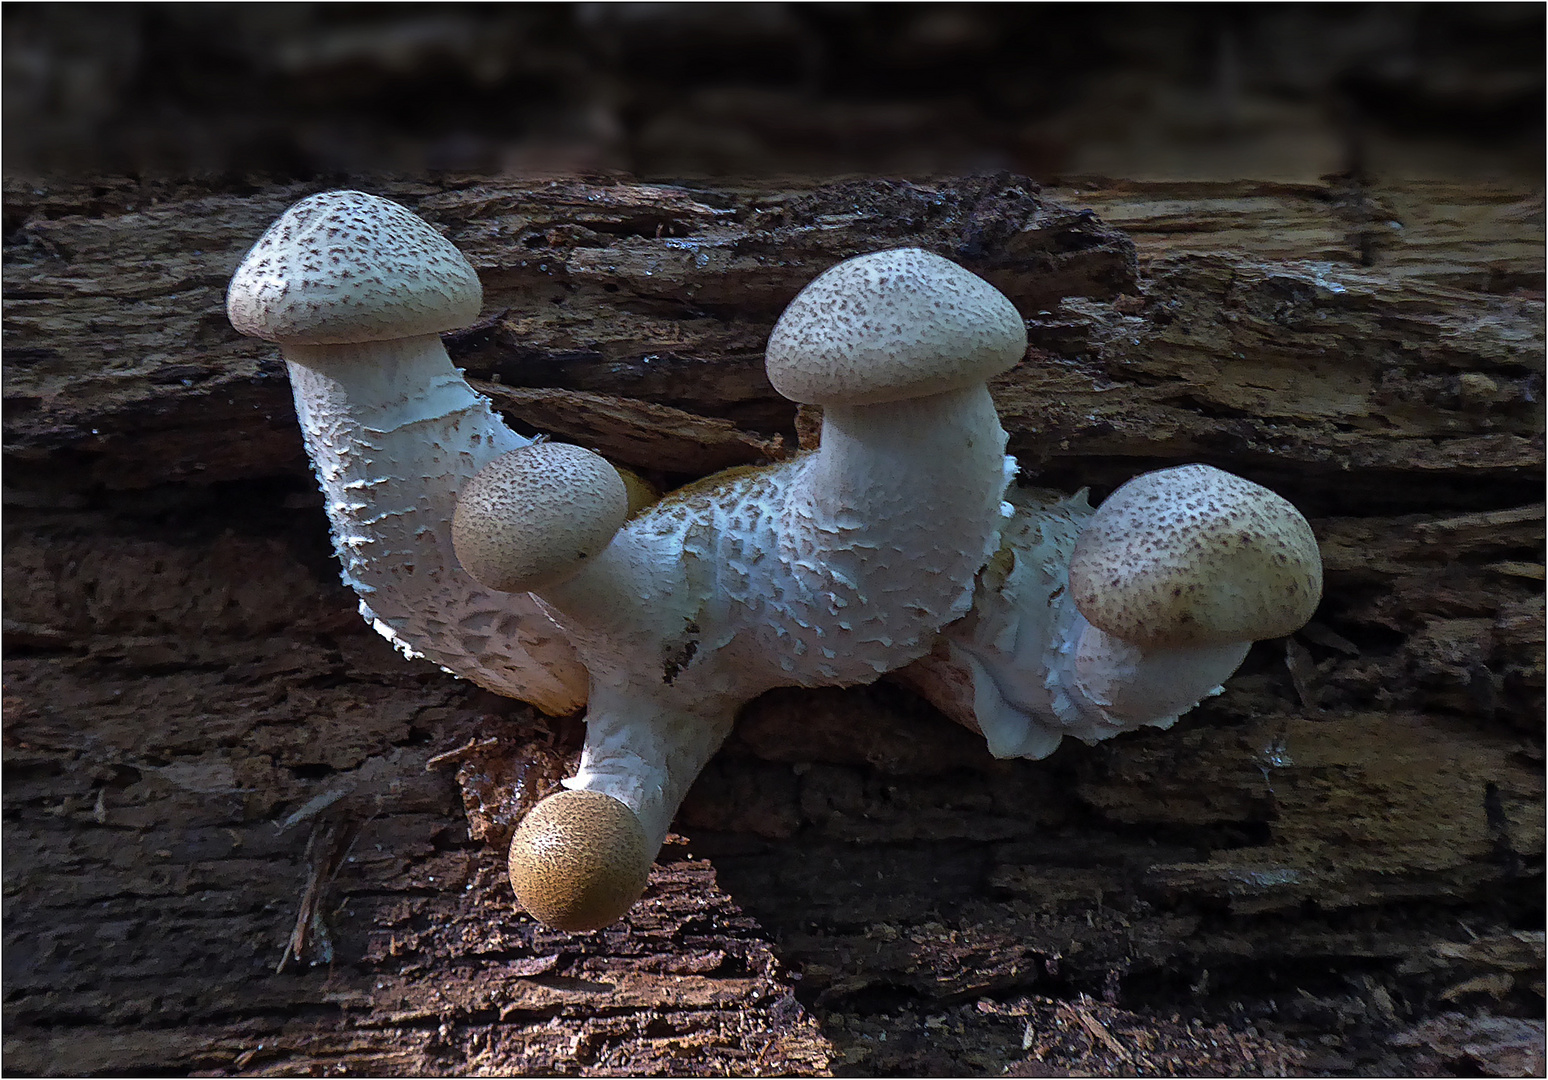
[897,465,1322,759]
[452,443,630,594]
[226,191,589,714]
[507,789,651,931]
[454,247,1026,928]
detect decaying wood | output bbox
[470,382,788,478]
[3,172,1542,1076]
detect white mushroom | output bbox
[897,465,1323,758]
[226,190,589,714]
[454,248,1027,929]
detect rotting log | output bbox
[3,172,1543,1076]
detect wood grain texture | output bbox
[3,172,1542,1076]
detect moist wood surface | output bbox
[3,173,1543,1076]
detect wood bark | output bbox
[3,172,1543,1076]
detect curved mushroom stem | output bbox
[560,687,737,854]
[1051,614,1251,743]
[927,587,1256,759]
[281,335,590,714]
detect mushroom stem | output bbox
[281,335,590,713]
[1053,614,1251,740]
[506,678,736,931]
[782,386,1015,680]
[503,522,738,928]
[514,386,1014,703]
[561,688,737,853]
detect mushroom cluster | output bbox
[228,191,1323,932]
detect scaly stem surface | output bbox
[283,335,589,713]
[532,383,1016,854]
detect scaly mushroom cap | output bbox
[227,190,482,345]
[508,789,652,932]
[452,442,629,594]
[1068,464,1323,648]
[764,248,1027,406]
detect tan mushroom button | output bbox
[508,790,652,932]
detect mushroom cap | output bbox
[227,190,482,345]
[1068,464,1323,648]
[452,442,629,594]
[764,248,1027,406]
[508,789,652,932]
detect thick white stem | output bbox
[559,687,736,853]
[768,384,1016,683]
[533,509,737,855]
[282,335,590,714]
[1057,614,1251,737]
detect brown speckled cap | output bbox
[452,442,628,594]
[765,248,1027,406]
[227,190,482,345]
[509,789,651,932]
[1068,464,1323,647]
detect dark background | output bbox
[5,2,1543,183]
